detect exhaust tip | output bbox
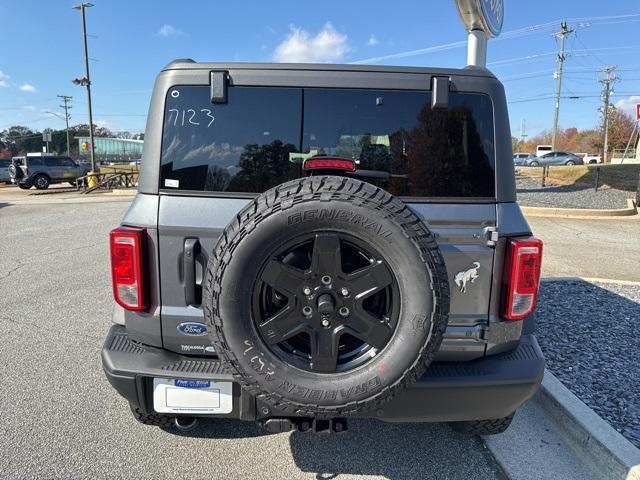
[174,416,198,431]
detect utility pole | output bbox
[57,95,72,157]
[551,21,574,151]
[600,65,618,163]
[73,3,96,172]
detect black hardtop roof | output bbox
[162,59,496,79]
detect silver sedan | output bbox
[531,151,584,166]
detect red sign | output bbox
[636,103,640,121]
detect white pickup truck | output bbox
[576,153,602,164]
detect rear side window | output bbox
[44,158,61,167]
[160,86,495,198]
[161,87,302,192]
[302,89,494,198]
[28,158,43,166]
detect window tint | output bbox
[28,158,43,166]
[60,158,76,167]
[161,86,302,192]
[302,89,495,197]
[160,86,495,198]
[44,157,61,167]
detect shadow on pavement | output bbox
[161,417,269,439]
[288,419,495,479]
[162,417,500,478]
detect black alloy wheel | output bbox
[252,232,399,373]
[34,174,50,190]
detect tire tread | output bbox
[204,176,450,416]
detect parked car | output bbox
[0,158,11,183]
[583,154,602,164]
[9,155,90,190]
[101,60,545,437]
[513,153,538,166]
[531,151,584,167]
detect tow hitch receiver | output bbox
[261,418,348,434]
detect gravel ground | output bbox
[516,175,634,209]
[535,279,640,448]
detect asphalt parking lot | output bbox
[0,196,505,480]
[527,215,640,281]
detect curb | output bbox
[535,371,640,480]
[521,198,637,219]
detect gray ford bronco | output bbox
[101,60,545,435]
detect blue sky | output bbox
[1,0,639,138]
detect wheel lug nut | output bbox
[302,286,312,295]
[340,287,349,297]
[321,275,332,286]
[302,306,313,317]
[321,319,330,327]
[338,306,350,317]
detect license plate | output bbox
[153,378,233,414]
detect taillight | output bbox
[110,226,147,311]
[503,237,543,320]
[303,157,356,172]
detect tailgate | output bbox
[156,196,496,360]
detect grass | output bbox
[516,164,640,191]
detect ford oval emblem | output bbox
[177,322,208,336]
[480,0,504,37]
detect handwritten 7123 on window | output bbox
[167,109,215,127]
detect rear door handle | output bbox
[184,238,199,306]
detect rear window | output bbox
[160,86,495,198]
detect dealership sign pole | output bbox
[454,0,504,67]
[620,104,640,163]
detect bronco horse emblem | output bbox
[454,262,481,293]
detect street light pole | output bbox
[57,95,72,157]
[73,2,96,172]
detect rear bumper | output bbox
[101,324,544,422]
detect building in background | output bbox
[75,137,143,165]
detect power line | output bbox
[350,14,640,64]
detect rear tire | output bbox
[529,161,539,167]
[33,174,50,190]
[18,183,32,190]
[129,404,173,428]
[450,412,515,435]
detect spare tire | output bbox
[204,176,449,416]
[8,163,22,181]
